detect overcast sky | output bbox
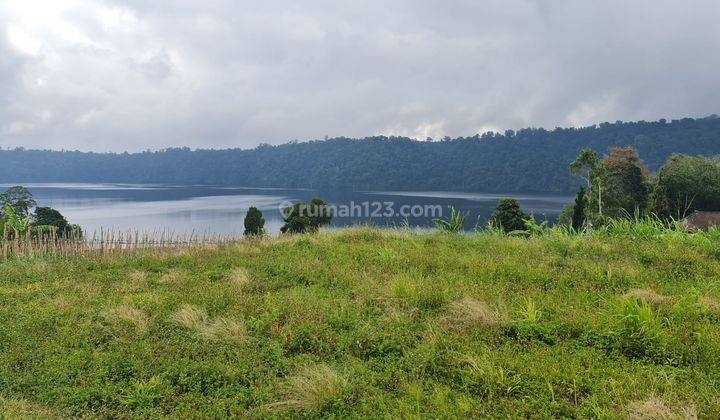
[1,0,719,152]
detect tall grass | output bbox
[0,214,715,261]
[0,229,244,260]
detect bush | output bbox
[556,204,574,227]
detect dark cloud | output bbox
[1,0,719,151]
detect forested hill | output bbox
[2,116,719,193]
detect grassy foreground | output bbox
[1,228,719,418]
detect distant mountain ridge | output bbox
[2,116,719,193]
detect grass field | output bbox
[1,227,719,418]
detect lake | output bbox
[2,184,571,236]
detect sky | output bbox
[1,0,719,152]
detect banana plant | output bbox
[2,204,55,237]
[432,206,469,233]
[4,204,30,235]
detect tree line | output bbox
[558,148,720,227]
[430,148,720,235]
[1,116,719,193]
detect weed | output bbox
[121,376,163,410]
[603,298,668,362]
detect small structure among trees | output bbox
[564,147,720,228]
[654,155,720,219]
[680,211,720,231]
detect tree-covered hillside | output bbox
[2,116,719,193]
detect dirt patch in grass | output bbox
[622,288,672,307]
[102,304,151,334]
[159,269,186,285]
[444,297,508,331]
[627,397,697,420]
[700,296,720,315]
[170,304,246,343]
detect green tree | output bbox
[570,149,599,189]
[571,187,588,231]
[570,149,604,217]
[280,198,333,234]
[0,186,36,219]
[587,147,650,220]
[32,207,69,236]
[243,206,265,236]
[3,204,30,236]
[556,204,574,227]
[490,198,529,233]
[654,154,720,218]
[0,204,52,238]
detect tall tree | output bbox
[571,187,588,231]
[0,186,36,219]
[582,147,650,220]
[570,149,598,189]
[570,149,603,216]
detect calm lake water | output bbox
[3,184,571,236]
